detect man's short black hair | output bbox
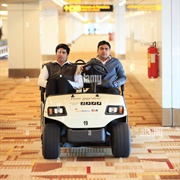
[55,44,70,55]
[97,40,111,49]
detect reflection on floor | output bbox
[0,67,179,179]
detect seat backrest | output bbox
[120,84,124,96]
[39,63,47,103]
[40,86,46,103]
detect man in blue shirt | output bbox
[86,40,126,94]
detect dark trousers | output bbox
[86,86,120,94]
[46,77,76,97]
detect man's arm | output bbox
[37,65,49,88]
[113,62,126,87]
[68,66,83,89]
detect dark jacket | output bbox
[87,57,126,88]
[45,62,77,82]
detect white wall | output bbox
[8,2,41,69]
[126,11,162,44]
[65,14,84,44]
[40,10,58,55]
[126,10,162,78]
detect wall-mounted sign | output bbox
[63,5,113,12]
[126,5,162,11]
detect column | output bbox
[7,2,41,77]
[40,9,58,60]
[114,1,126,59]
[58,14,67,43]
[58,14,84,45]
[162,0,180,126]
[65,14,74,46]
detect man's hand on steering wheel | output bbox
[82,62,108,78]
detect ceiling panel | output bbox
[0,0,162,21]
[0,0,162,6]
[0,0,38,3]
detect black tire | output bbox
[42,123,60,159]
[111,123,131,158]
[40,102,45,134]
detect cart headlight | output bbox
[105,106,124,115]
[48,106,67,116]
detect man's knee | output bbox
[57,77,76,94]
[106,88,120,94]
[46,78,57,96]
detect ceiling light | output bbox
[119,0,126,6]
[0,11,8,16]
[51,0,67,7]
[98,15,110,23]
[52,0,87,22]
[71,12,87,22]
[1,4,8,7]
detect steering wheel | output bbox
[82,62,108,93]
[82,62,108,78]
[75,59,86,65]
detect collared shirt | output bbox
[37,60,83,89]
[96,55,112,65]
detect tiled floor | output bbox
[0,36,179,179]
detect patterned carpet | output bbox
[0,74,180,180]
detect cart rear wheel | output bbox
[42,123,60,159]
[111,123,131,158]
[40,102,45,133]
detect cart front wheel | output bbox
[42,123,60,159]
[111,123,131,158]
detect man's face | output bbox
[56,48,68,63]
[97,44,110,60]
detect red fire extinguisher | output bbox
[147,41,159,78]
[108,32,113,41]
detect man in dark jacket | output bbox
[86,40,126,94]
[37,44,83,96]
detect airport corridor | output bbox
[0,35,179,179]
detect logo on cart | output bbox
[91,109,98,112]
[74,108,90,112]
[80,102,101,105]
